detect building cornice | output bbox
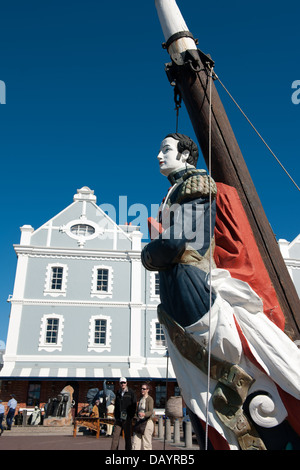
[284,258,300,269]
[2,354,168,365]
[7,298,158,309]
[13,245,141,261]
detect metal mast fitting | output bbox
[156,0,214,71]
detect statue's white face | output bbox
[157,137,190,177]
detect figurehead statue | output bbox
[142,133,300,450]
[157,133,199,177]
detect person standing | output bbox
[106,398,115,437]
[6,394,17,430]
[110,377,136,450]
[0,400,5,436]
[132,383,154,450]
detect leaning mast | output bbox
[154,0,300,341]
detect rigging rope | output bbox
[205,66,214,451]
[213,72,300,192]
[172,70,215,450]
[174,85,182,133]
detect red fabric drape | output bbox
[214,183,285,330]
[214,182,299,440]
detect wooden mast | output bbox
[155,0,300,340]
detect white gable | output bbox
[21,187,138,251]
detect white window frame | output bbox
[39,313,64,352]
[88,314,112,352]
[44,263,68,297]
[59,218,104,248]
[150,318,167,355]
[91,265,113,298]
[150,272,160,301]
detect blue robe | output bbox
[141,167,216,328]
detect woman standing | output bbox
[132,383,154,450]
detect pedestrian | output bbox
[0,400,5,436]
[106,398,115,436]
[132,382,154,450]
[110,377,136,450]
[6,394,17,430]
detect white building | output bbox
[0,186,298,412]
[0,187,176,412]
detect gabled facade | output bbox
[0,187,176,412]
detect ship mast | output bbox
[155,0,300,340]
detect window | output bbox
[70,224,95,236]
[150,319,167,354]
[27,383,41,407]
[94,319,107,344]
[46,318,59,344]
[155,384,166,407]
[44,263,68,297]
[88,315,112,352]
[39,314,64,352]
[154,273,160,295]
[155,322,166,347]
[51,267,63,290]
[96,269,109,292]
[59,218,102,248]
[91,265,113,298]
[150,272,160,300]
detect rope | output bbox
[174,85,182,133]
[205,66,214,451]
[213,72,300,192]
[173,69,214,450]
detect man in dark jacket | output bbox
[110,377,137,450]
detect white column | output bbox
[46,220,53,247]
[4,303,23,358]
[129,258,143,362]
[20,225,34,245]
[129,307,142,362]
[4,252,28,364]
[12,254,29,299]
[131,230,143,251]
[130,258,142,303]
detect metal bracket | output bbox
[162,31,198,50]
[165,48,215,80]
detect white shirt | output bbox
[7,398,17,409]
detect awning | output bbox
[0,363,176,381]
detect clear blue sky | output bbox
[0,0,299,345]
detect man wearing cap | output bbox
[6,394,17,430]
[111,378,137,450]
[0,400,5,436]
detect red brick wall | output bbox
[0,379,178,414]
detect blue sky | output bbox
[0,0,299,345]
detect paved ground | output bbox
[0,425,199,452]
[0,434,189,451]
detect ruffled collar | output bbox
[167,167,208,186]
